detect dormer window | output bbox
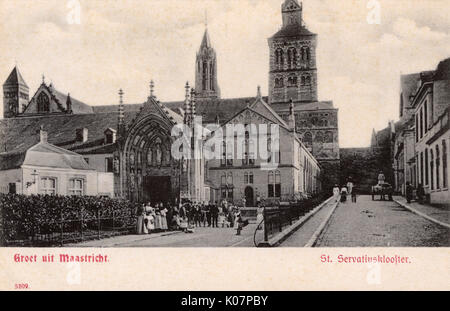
[104,128,117,144]
[76,128,88,143]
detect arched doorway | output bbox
[244,186,254,207]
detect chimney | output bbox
[76,128,88,143]
[40,129,48,143]
[66,93,72,113]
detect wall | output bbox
[22,166,99,196]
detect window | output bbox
[424,101,428,133]
[425,149,429,186]
[430,150,434,190]
[37,92,50,113]
[275,49,284,69]
[221,174,226,185]
[221,142,226,166]
[227,172,233,185]
[303,132,312,145]
[443,140,448,188]
[105,132,114,144]
[106,157,114,172]
[288,75,298,87]
[287,47,297,69]
[268,171,281,198]
[40,177,56,195]
[275,77,284,88]
[415,114,419,142]
[436,145,440,189]
[202,61,208,90]
[244,172,254,184]
[419,108,423,139]
[420,152,424,185]
[301,46,310,61]
[84,157,89,164]
[68,178,84,196]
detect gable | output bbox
[249,97,289,128]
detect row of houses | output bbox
[392,57,450,206]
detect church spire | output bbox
[195,18,221,100]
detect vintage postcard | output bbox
[0,0,448,291]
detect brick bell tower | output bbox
[3,66,29,118]
[195,26,221,100]
[268,0,318,105]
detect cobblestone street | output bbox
[71,223,263,247]
[314,195,449,247]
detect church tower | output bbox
[3,66,29,118]
[268,0,317,105]
[195,28,221,100]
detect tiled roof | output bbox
[271,23,316,39]
[0,111,138,155]
[51,87,94,114]
[434,57,450,81]
[400,73,420,108]
[3,66,28,88]
[23,142,92,170]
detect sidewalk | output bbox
[394,196,450,228]
[66,230,183,247]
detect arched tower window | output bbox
[287,47,297,69]
[288,75,298,87]
[37,92,50,113]
[275,48,284,69]
[209,64,214,91]
[275,77,284,88]
[303,132,312,145]
[202,61,208,91]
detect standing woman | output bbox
[136,204,145,234]
[160,204,168,231]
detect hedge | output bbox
[0,194,139,244]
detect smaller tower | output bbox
[118,89,125,136]
[288,99,296,130]
[3,66,29,118]
[195,26,221,100]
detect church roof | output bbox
[270,23,316,39]
[50,86,94,114]
[3,66,29,88]
[0,110,138,156]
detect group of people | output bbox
[136,200,248,234]
[333,180,357,203]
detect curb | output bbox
[259,196,334,247]
[394,199,450,229]
[304,201,339,247]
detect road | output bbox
[282,195,449,247]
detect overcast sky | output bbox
[0,0,449,147]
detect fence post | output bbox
[60,208,64,247]
[80,207,83,242]
[97,208,101,240]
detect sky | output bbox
[0,0,449,147]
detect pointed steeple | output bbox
[200,28,211,50]
[3,66,29,118]
[3,66,28,88]
[195,19,220,100]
